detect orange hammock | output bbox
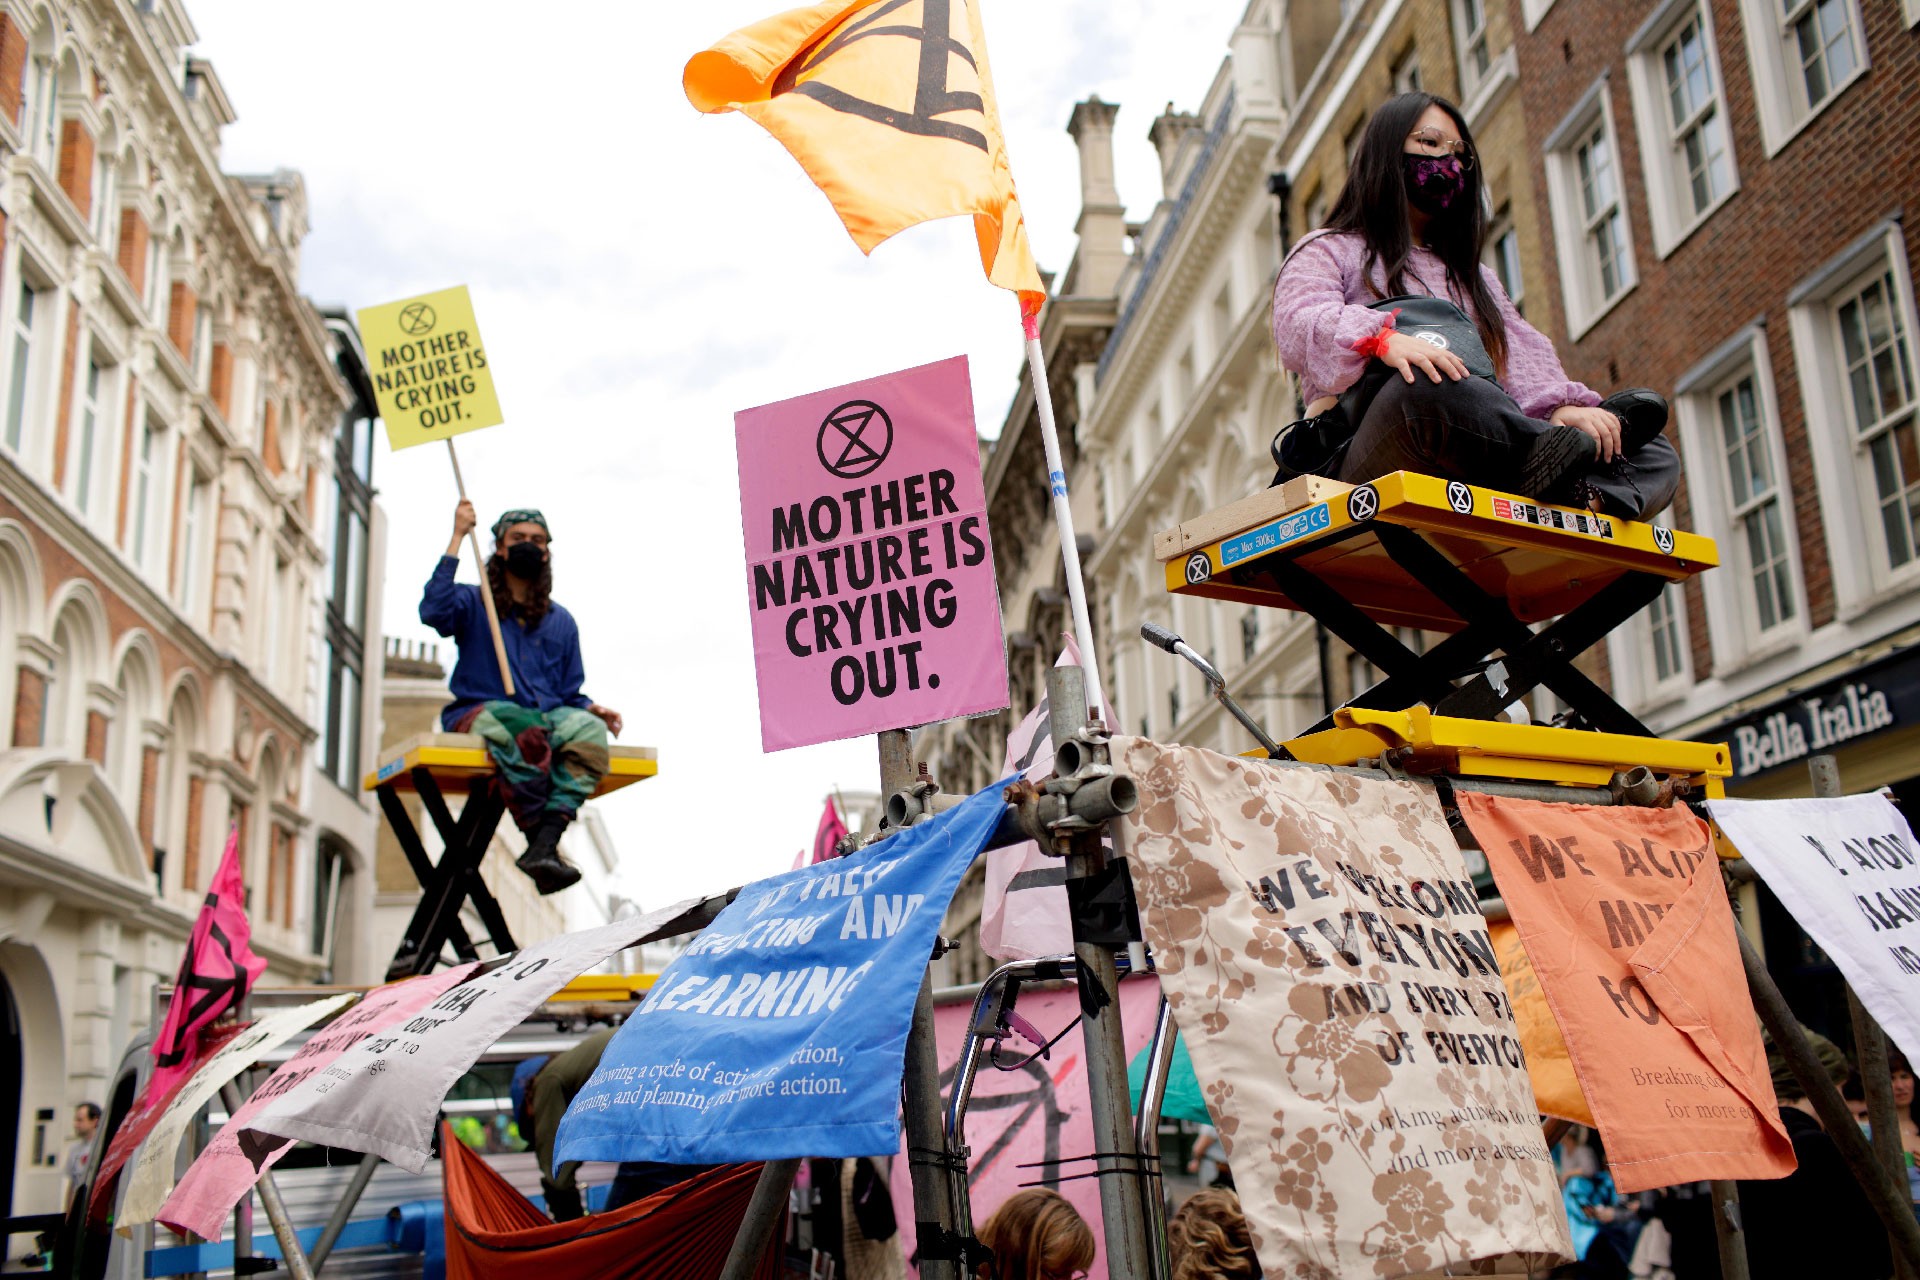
[439,1123,783,1279]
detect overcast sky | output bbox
[185,0,1249,912]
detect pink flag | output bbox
[158,963,480,1240]
[978,636,1112,962]
[811,796,850,865]
[150,830,267,1100]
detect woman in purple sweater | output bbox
[1273,93,1679,517]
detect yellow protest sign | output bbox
[356,285,503,450]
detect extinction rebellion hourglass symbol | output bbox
[398,302,436,336]
[817,400,894,479]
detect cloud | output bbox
[187,0,1244,914]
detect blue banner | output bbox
[554,780,1010,1164]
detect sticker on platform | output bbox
[1491,496,1615,540]
[1347,485,1380,522]
[1652,525,1676,554]
[1446,480,1474,513]
[1219,503,1332,568]
[1184,552,1213,584]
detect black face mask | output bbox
[1402,153,1469,217]
[505,542,547,580]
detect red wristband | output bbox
[1350,309,1401,361]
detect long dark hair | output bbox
[1323,92,1507,373]
[487,548,552,627]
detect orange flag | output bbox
[685,0,1047,317]
[1490,920,1595,1126]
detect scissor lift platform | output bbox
[366,732,658,797]
[1160,470,1719,738]
[364,733,660,980]
[1284,704,1731,795]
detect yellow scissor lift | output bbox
[1158,469,1730,797]
[364,734,660,979]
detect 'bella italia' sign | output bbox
[1715,645,1920,779]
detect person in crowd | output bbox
[803,1157,906,1279]
[1186,1123,1233,1190]
[422,500,621,893]
[974,1188,1095,1280]
[1560,1141,1639,1280]
[1845,1051,1920,1213]
[1739,1024,1890,1280]
[1271,92,1679,520]
[514,1026,714,1221]
[63,1103,100,1210]
[1166,1187,1261,1280]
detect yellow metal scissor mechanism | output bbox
[1158,470,1719,741]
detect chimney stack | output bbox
[1149,104,1204,195]
[1066,96,1127,299]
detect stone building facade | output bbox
[0,0,382,1220]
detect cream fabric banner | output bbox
[250,901,701,1172]
[1118,739,1569,1280]
[118,993,355,1232]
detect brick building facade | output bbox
[1502,0,1920,798]
[0,0,384,1220]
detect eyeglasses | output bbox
[1407,126,1475,169]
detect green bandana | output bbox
[492,509,550,542]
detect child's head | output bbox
[1167,1188,1260,1280]
[976,1187,1096,1280]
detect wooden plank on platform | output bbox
[1152,475,1351,561]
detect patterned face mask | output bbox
[1402,153,1468,215]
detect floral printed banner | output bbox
[1117,739,1570,1280]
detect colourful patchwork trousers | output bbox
[456,702,610,833]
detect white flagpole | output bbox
[1020,309,1107,724]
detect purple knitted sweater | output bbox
[1272,231,1600,421]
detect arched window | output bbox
[312,838,351,974]
[22,30,60,170]
[44,603,99,754]
[160,685,200,897]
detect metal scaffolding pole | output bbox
[1049,665,1154,1276]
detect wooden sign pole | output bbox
[446,438,516,698]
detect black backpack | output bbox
[1271,294,1500,484]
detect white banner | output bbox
[248,900,701,1172]
[979,635,1100,962]
[118,993,356,1232]
[1711,794,1920,1063]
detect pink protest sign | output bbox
[888,979,1160,1280]
[736,356,1009,751]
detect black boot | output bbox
[1599,387,1670,452]
[1518,423,1598,503]
[516,812,581,895]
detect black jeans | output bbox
[1335,375,1681,519]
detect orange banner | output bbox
[1461,795,1795,1192]
[1489,921,1593,1126]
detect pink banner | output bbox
[889,979,1159,1280]
[157,963,479,1240]
[735,356,1009,751]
